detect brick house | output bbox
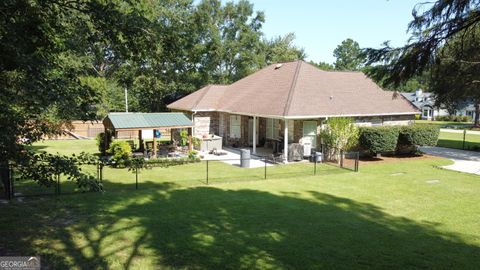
[168,60,419,161]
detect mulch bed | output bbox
[357,154,440,165]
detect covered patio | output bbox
[103,112,193,158]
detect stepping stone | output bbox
[426,180,440,184]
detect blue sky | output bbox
[244,0,425,63]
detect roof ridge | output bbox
[191,84,213,111]
[283,60,302,117]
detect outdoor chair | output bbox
[265,153,284,164]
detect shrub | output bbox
[460,115,472,122]
[188,150,198,159]
[180,130,189,146]
[144,157,201,168]
[192,137,201,150]
[108,141,132,167]
[359,126,399,156]
[96,132,112,155]
[319,117,359,150]
[437,115,472,122]
[398,124,440,147]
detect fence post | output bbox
[100,163,103,182]
[6,166,12,200]
[463,129,467,150]
[206,160,209,185]
[355,152,359,172]
[135,167,138,190]
[264,157,267,179]
[9,165,14,200]
[340,150,344,168]
[56,174,60,195]
[96,164,100,182]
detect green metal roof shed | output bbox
[103,112,193,131]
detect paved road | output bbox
[419,146,480,175]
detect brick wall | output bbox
[193,111,219,137]
[354,115,415,127]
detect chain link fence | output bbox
[1,149,359,198]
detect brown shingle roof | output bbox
[167,60,419,118]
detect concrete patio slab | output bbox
[200,148,273,169]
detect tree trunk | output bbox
[475,102,480,127]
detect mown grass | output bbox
[1,140,480,269]
[414,119,472,128]
[437,130,480,151]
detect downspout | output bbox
[192,111,197,136]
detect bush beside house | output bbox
[359,127,400,156]
[398,125,439,147]
[108,141,132,167]
[358,125,440,156]
[319,117,359,150]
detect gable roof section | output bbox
[168,85,228,111]
[104,112,193,130]
[168,60,419,118]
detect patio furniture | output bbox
[210,149,228,156]
[132,152,144,158]
[265,153,284,164]
[198,135,223,152]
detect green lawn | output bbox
[437,131,480,151]
[413,121,480,150]
[415,119,473,129]
[28,139,99,155]
[1,140,480,269]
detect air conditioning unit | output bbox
[300,137,312,157]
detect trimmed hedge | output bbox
[359,125,440,156]
[398,124,440,147]
[359,126,399,155]
[436,115,472,122]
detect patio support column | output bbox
[153,129,157,159]
[138,130,144,152]
[284,119,288,163]
[252,116,257,154]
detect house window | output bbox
[230,115,241,138]
[266,118,279,139]
[423,108,432,118]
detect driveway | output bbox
[419,146,480,175]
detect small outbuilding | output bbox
[103,112,193,158]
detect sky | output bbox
[243,0,425,64]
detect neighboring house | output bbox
[401,89,476,120]
[457,101,477,120]
[401,89,449,120]
[168,60,419,161]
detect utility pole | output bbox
[124,86,128,112]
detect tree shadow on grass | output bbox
[3,181,480,269]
